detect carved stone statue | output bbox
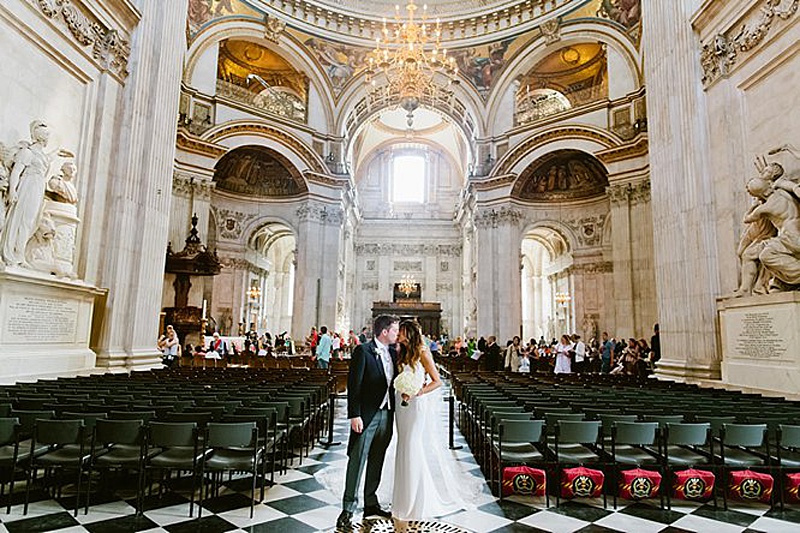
[46,161,78,204]
[1,121,52,266]
[734,153,800,296]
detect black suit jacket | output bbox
[347,340,397,450]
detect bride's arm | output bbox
[418,348,442,396]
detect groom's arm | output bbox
[347,344,366,420]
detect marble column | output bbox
[94,0,188,370]
[643,0,721,379]
[292,202,343,335]
[607,183,635,339]
[475,206,523,342]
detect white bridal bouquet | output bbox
[394,367,424,407]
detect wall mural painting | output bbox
[451,39,514,96]
[596,0,641,29]
[301,37,369,94]
[513,149,609,202]
[188,0,259,34]
[214,146,307,198]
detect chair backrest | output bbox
[108,410,156,422]
[643,414,684,428]
[696,416,736,433]
[34,418,84,445]
[0,417,19,446]
[722,423,767,447]
[500,420,544,444]
[95,419,145,445]
[665,422,710,446]
[598,414,638,434]
[148,421,197,447]
[61,412,107,431]
[613,422,658,446]
[545,412,585,430]
[557,420,601,444]
[10,409,56,437]
[779,424,800,449]
[206,422,257,448]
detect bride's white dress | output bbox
[392,361,463,521]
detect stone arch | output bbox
[521,220,577,257]
[485,20,643,123]
[204,120,328,176]
[185,18,336,132]
[492,125,620,178]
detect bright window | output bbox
[392,154,425,203]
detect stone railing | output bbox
[216,79,307,123]
[514,85,605,126]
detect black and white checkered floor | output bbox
[2,387,800,532]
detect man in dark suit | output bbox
[485,335,503,371]
[337,315,399,529]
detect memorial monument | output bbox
[0,120,104,381]
[719,145,800,394]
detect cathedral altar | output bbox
[372,301,442,338]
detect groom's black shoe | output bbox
[336,510,354,529]
[363,505,392,519]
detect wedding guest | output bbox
[554,334,573,374]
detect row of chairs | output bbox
[0,413,281,518]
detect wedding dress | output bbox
[392,360,465,521]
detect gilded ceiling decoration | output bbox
[512,149,609,202]
[515,43,608,125]
[214,146,308,198]
[187,0,640,100]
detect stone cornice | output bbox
[595,135,649,164]
[474,206,525,229]
[471,174,517,191]
[296,202,343,225]
[570,261,614,274]
[698,0,798,88]
[218,255,267,278]
[34,0,132,80]
[176,130,226,158]
[354,243,463,257]
[304,171,350,189]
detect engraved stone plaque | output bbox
[5,294,80,344]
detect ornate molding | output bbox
[211,207,256,240]
[354,243,463,257]
[607,180,651,207]
[361,281,379,291]
[540,18,562,45]
[207,123,326,174]
[471,174,517,191]
[296,203,344,225]
[570,261,614,274]
[629,180,651,206]
[564,215,606,248]
[436,282,454,292]
[36,0,131,79]
[173,172,215,200]
[595,136,649,164]
[474,206,525,229]
[263,13,286,43]
[393,261,423,272]
[219,255,268,278]
[176,130,226,158]
[700,0,798,87]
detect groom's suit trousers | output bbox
[342,408,393,512]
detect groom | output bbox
[336,314,399,529]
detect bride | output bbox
[392,320,464,521]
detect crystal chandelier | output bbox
[364,0,459,128]
[555,292,572,306]
[398,274,417,297]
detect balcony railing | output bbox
[216,79,307,124]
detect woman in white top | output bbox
[554,334,573,374]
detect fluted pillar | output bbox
[292,202,343,335]
[643,0,720,378]
[607,183,635,338]
[94,0,188,370]
[475,206,523,341]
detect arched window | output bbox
[391,153,426,203]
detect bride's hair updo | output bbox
[398,320,424,370]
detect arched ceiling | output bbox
[302,0,529,18]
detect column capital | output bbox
[474,206,525,229]
[173,172,215,200]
